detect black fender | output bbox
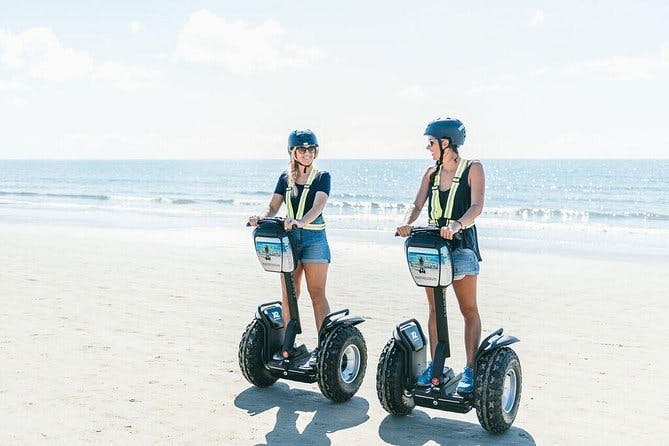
[392,319,428,388]
[254,301,285,362]
[255,301,283,322]
[474,328,519,366]
[392,319,427,351]
[318,309,365,345]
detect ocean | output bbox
[1,159,667,259]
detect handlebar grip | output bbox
[394,231,400,237]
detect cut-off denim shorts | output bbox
[452,248,480,281]
[289,228,331,264]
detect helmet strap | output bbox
[296,160,312,173]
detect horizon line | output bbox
[1,157,668,161]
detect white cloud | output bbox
[175,9,322,73]
[0,78,27,107]
[0,78,22,91]
[0,27,92,81]
[530,66,550,76]
[0,27,160,90]
[9,94,28,107]
[568,49,669,81]
[531,9,545,27]
[469,83,501,95]
[398,84,426,99]
[94,61,160,90]
[130,21,141,35]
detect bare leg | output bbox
[452,275,481,368]
[280,264,303,323]
[302,262,331,331]
[424,287,437,360]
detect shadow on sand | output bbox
[378,410,536,446]
[234,383,370,446]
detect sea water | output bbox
[1,159,667,259]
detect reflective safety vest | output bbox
[285,167,326,230]
[429,158,471,226]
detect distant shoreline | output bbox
[1,157,668,161]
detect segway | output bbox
[238,218,367,402]
[376,226,522,433]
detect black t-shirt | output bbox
[274,171,331,221]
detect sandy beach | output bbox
[1,223,666,445]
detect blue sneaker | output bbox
[417,361,433,386]
[456,366,475,394]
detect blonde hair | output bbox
[287,147,319,197]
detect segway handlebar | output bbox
[246,217,297,230]
[395,225,462,240]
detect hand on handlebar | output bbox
[439,220,463,240]
[247,215,260,227]
[283,217,303,231]
[396,224,412,237]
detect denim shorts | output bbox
[452,248,480,280]
[290,228,331,264]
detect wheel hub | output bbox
[501,368,518,413]
[340,344,361,384]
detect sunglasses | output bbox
[426,138,438,148]
[295,146,317,154]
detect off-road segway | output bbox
[238,217,367,402]
[376,226,522,433]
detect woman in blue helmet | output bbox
[396,118,484,393]
[248,130,332,336]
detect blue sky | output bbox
[1,1,667,159]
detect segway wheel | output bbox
[316,325,367,402]
[376,338,415,415]
[475,347,522,433]
[238,319,278,387]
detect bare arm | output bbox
[248,193,284,226]
[397,166,435,235]
[262,193,285,218]
[295,191,328,226]
[459,162,485,227]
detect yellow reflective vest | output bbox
[285,167,326,230]
[429,158,470,226]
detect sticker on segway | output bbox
[280,236,295,272]
[402,324,425,351]
[255,237,284,272]
[439,246,454,286]
[263,306,284,328]
[407,247,440,287]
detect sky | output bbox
[0,0,668,159]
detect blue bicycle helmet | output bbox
[424,118,466,148]
[287,130,319,154]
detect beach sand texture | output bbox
[1,224,666,445]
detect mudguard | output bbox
[318,309,364,344]
[392,319,429,386]
[254,301,285,362]
[475,328,519,360]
